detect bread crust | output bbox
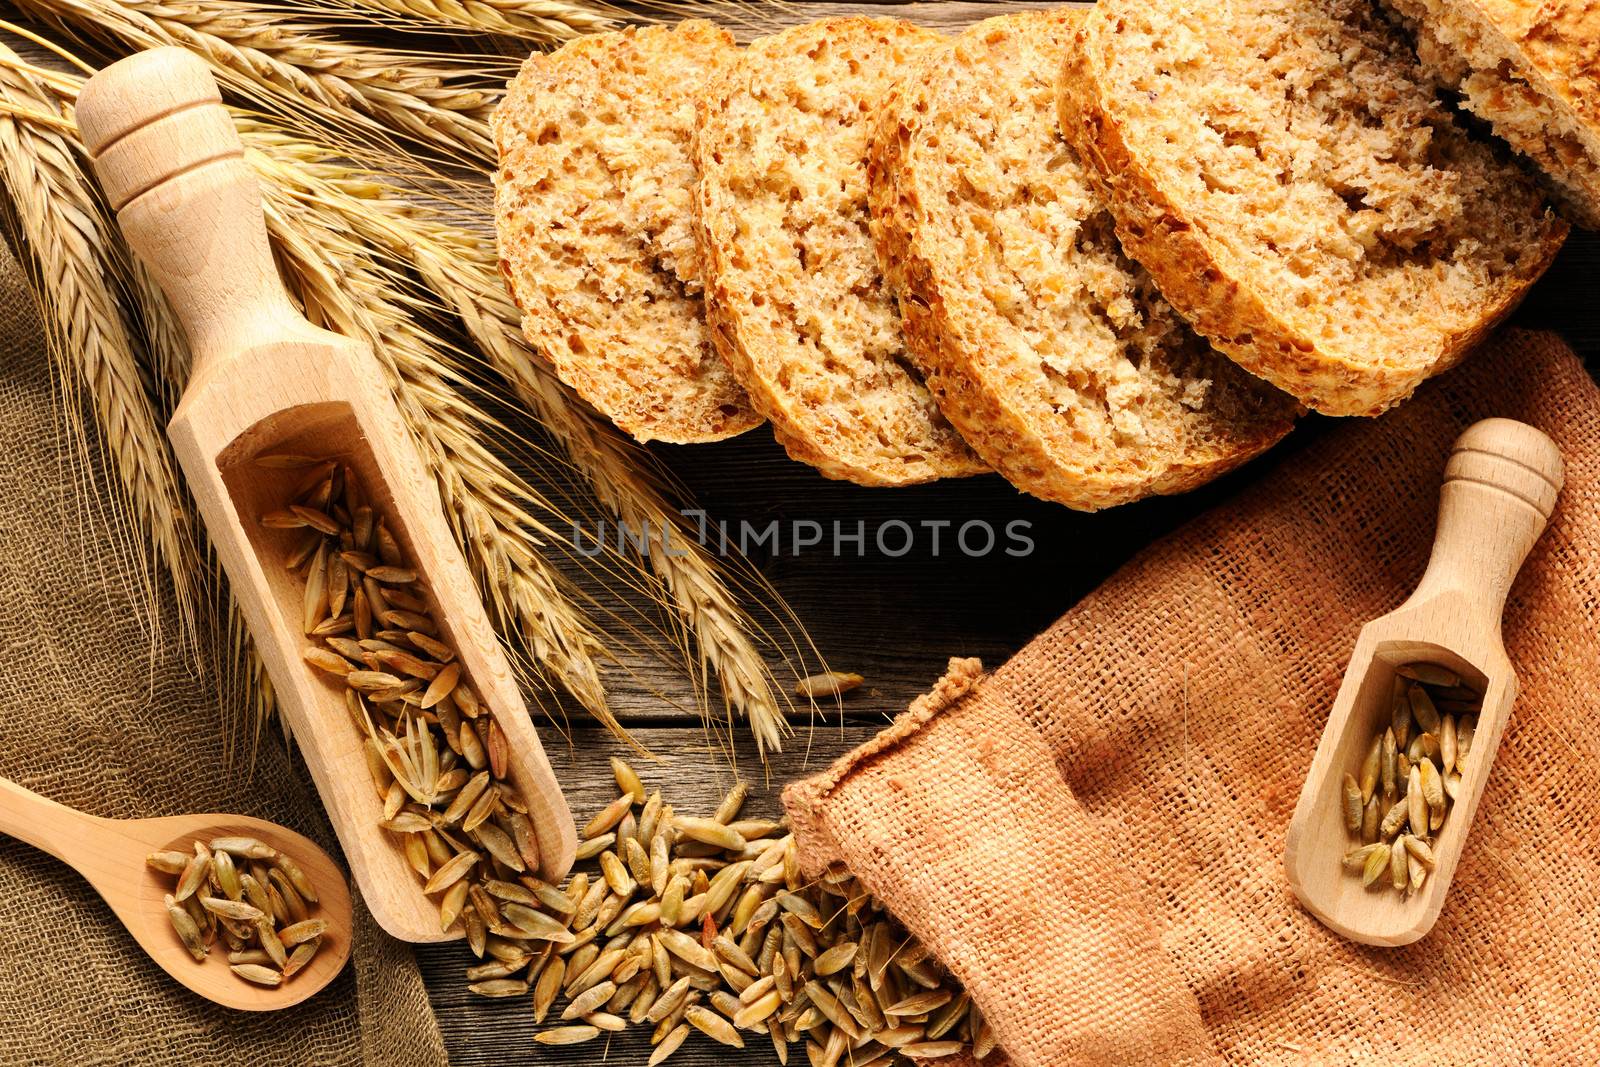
[493,22,761,444]
[1057,0,1568,418]
[693,16,988,486]
[869,10,1297,510]
[1387,0,1600,228]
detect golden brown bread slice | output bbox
[1059,0,1568,417]
[1383,0,1600,229]
[693,16,988,486]
[492,21,761,444]
[868,10,1300,510]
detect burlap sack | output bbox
[0,240,448,1064]
[787,330,1600,1066]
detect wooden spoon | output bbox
[73,48,576,943]
[1285,417,1562,945]
[0,777,351,1010]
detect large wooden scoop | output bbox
[75,48,575,942]
[1285,418,1562,945]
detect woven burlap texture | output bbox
[787,329,1600,1067]
[0,240,449,1064]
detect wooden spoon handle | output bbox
[76,48,304,380]
[0,776,102,870]
[1411,418,1563,622]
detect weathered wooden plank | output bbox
[417,724,879,1066]
[450,243,1600,1064]
[551,211,1599,729]
[555,414,1328,728]
[10,8,1587,1066]
[1513,234,1600,357]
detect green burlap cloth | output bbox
[0,239,450,1063]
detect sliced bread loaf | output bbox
[1384,0,1600,229]
[493,21,760,444]
[868,10,1300,510]
[693,16,987,486]
[1059,0,1568,417]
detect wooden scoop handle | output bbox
[1410,418,1563,624]
[76,48,303,378]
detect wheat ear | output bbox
[12,0,503,161]
[3,53,623,741]
[326,0,618,42]
[252,170,626,741]
[418,231,792,757]
[244,130,793,755]
[0,43,202,649]
[0,51,280,742]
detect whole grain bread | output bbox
[493,21,761,444]
[868,10,1300,510]
[1384,0,1600,229]
[693,16,988,486]
[1059,0,1568,417]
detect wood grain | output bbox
[15,0,1597,1058]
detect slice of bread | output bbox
[868,10,1300,511]
[693,16,988,486]
[1384,0,1600,229]
[1059,0,1568,417]
[493,21,761,444]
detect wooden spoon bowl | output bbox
[1286,418,1563,945]
[1,777,351,1011]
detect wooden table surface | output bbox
[407,2,1600,1062]
[0,0,1587,1060]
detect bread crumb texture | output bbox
[1061,0,1567,416]
[493,21,761,444]
[1384,0,1600,229]
[694,16,989,486]
[869,10,1299,510]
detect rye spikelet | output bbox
[0,55,297,746]
[129,263,190,413]
[244,128,793,755]
[11,0,503,161]
[325,0,618,43]
[0,42,202,646]
[0,42,811,758]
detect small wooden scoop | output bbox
[1285,418,1562,945]
[0,776,351,1010]
[74,49,576,943]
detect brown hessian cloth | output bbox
[788,329,1600,1067]
[0,235,449,1065]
